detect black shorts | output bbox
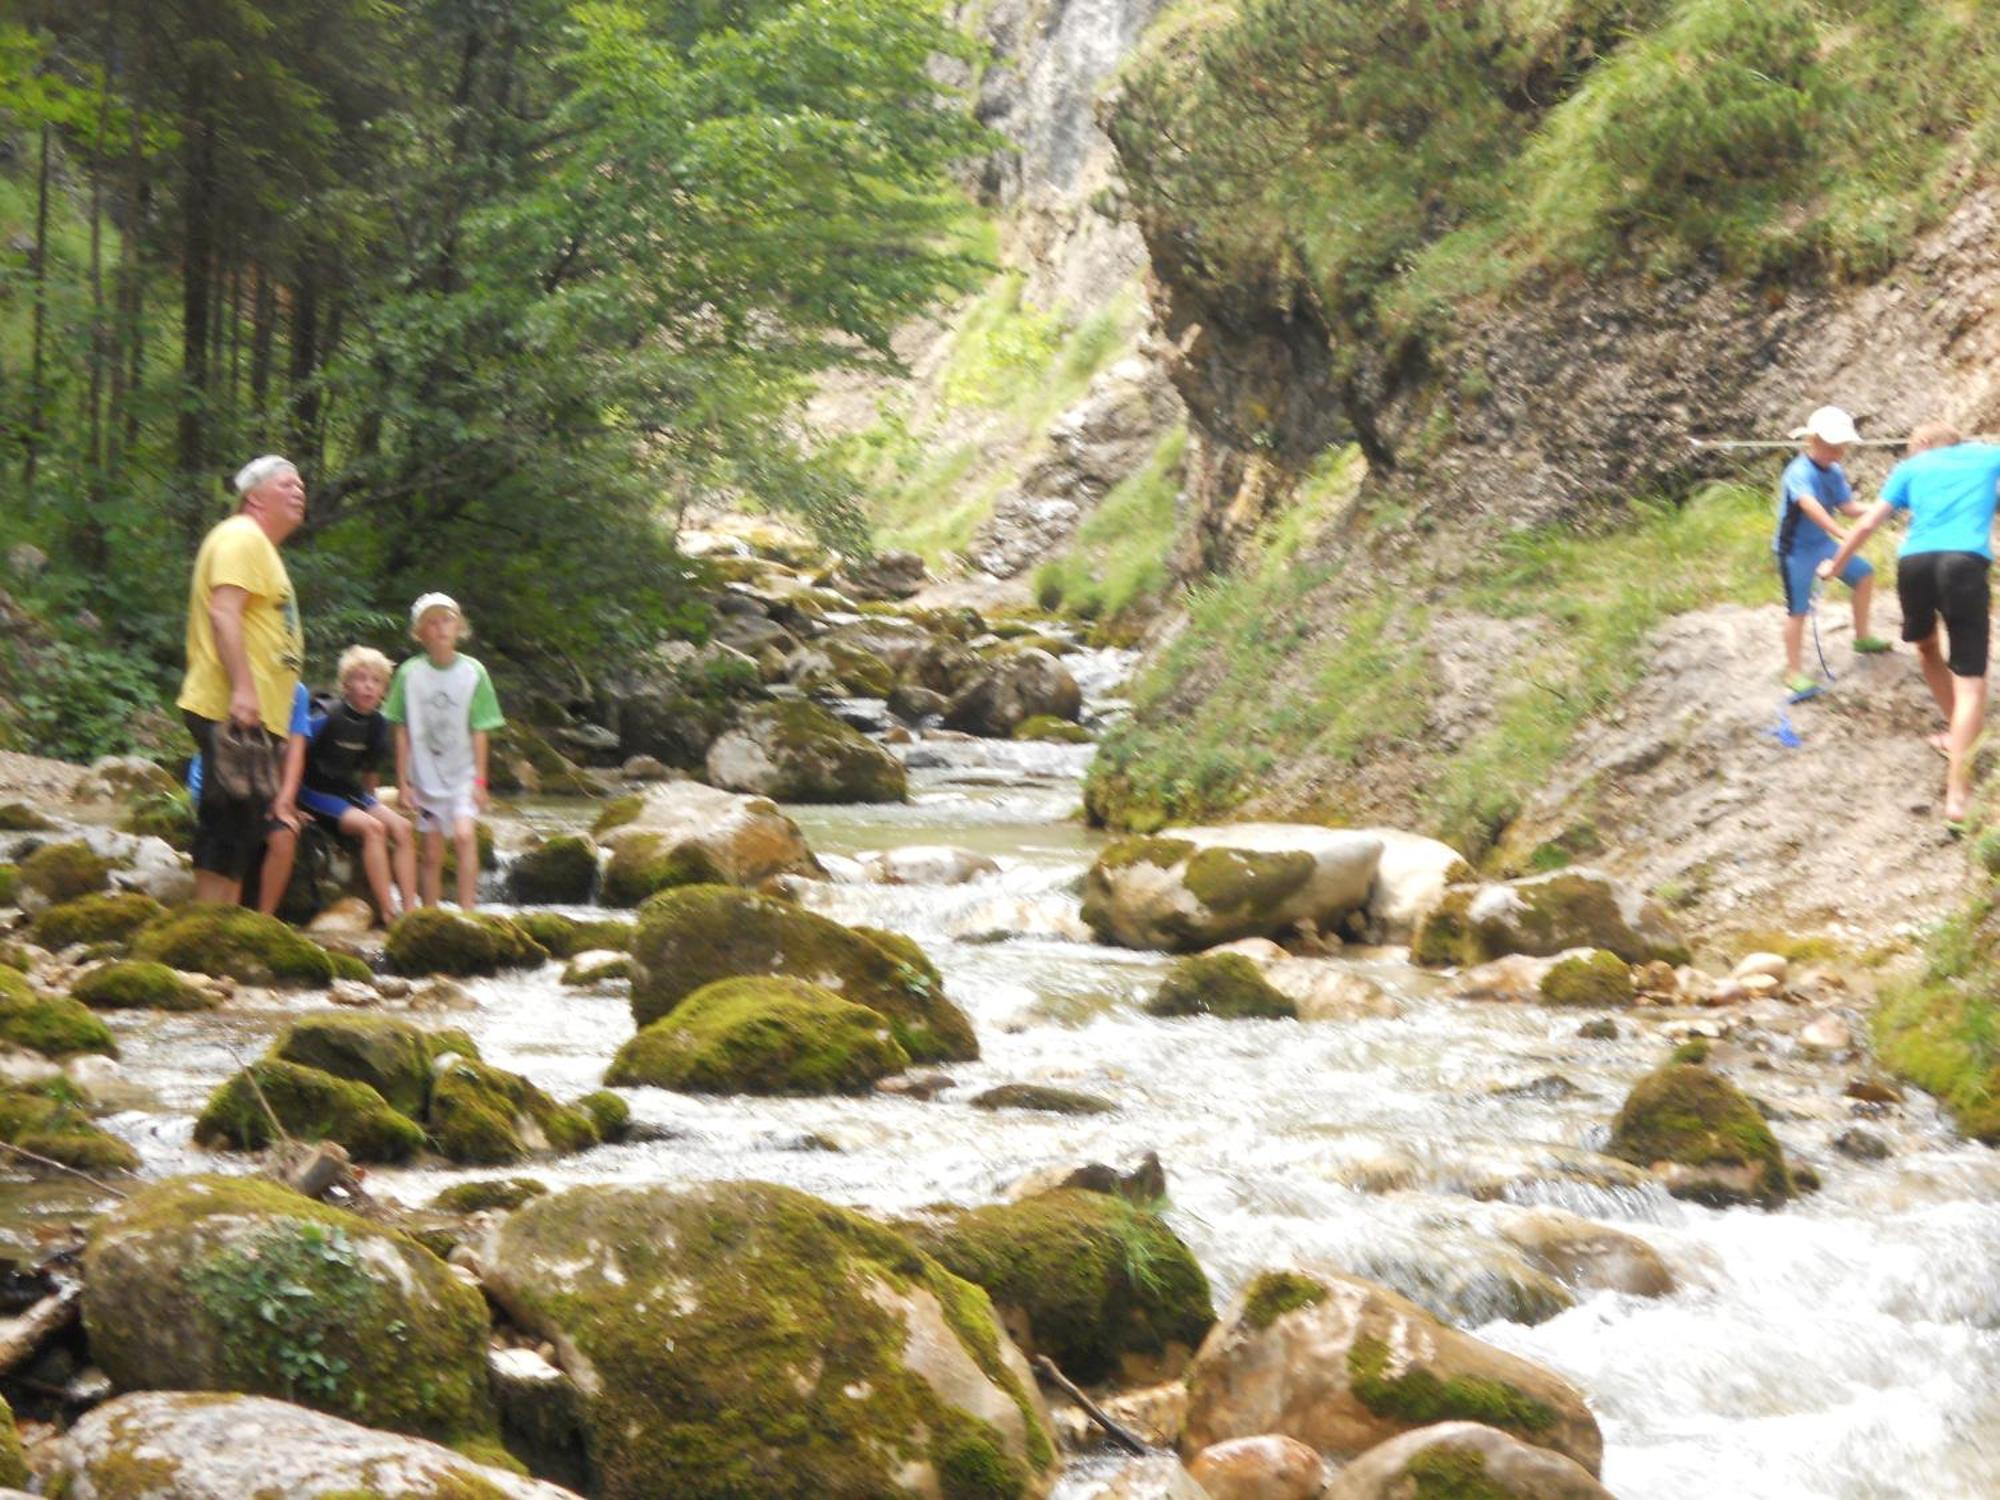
[1897,551,1991,678]
[185,712,285,882]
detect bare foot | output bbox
[1929,732,1951,758]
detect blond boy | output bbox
[297,646,416,920]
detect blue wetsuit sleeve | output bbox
[288,684,312,738]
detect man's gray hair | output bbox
[233,454,298,495]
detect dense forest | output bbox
[0,0,988,756]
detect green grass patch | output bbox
[1033,425,1187,623]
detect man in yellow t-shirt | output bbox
[176,454,308,904]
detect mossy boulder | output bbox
[72,960,213,1012]
[1413,870,1689,968]
[273,1013,443,1117]
[595,779,822,906]
[0,864,15,907]
[817,639,898,697]
[1182,1268,1602,1474]
[630,885,977,1062]
[907,1190,1215,1385]
[1083,826,1383,952]
[52,1390,578,1499]
[0,801,53,832]
[18,840,113,904]
[0,967,116,1057]
[1538,950,1635,1008]
[83,1176,499,1445]
[1147,953,1297,1019]
[579,1088,630,1141]
[607,976,910,1095]
[432,1176,550,1213]
[0,1393,22,1488]
[943,648,1082,738]
[505,834,599,905]
[969,1084,1116,1116]
[194,1059,428,1163]
[601,831,726,907]
[385,909,548,977]
[562,949,632,985]
[1607,1063,1795,1208]
[1012,715,1092,744]
[428,1056,601,1165]
[478,1181,1056,1498]
[132,906,338,986]
[29,891,166,950]
[1319,1420,1615,1500]
[513,910,634,958]
[121,790,197,851]
[705,700,908,804]
[0,1079,138,1173]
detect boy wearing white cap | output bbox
[1774,405,1888,693]
[386,594,505,909]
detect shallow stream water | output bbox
[46,648,2000,1498]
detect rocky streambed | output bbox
[0,613,1997,1496]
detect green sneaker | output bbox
[1784,672,1819,695]
[1853,636,1892,654]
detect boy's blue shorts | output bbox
[1778,550,1872,617]
[299,788,378,829]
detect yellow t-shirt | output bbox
[176,513,303,732]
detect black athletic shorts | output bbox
[184,712,284,882]
[1897,551,1992,678]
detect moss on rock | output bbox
[630,885,977,1062]
[1146,952,1296,1019]
[428,1058,600,1166]
[0,967,117,1056]
[1608,1063,1792,1207]
[1011,715,1092,744]
[1538,950,1634,1008]
[132,906,338,986]
[1241,1269,1329,1331]
[513,910,634,958]
[592,793,645,836]
[432,1177,550,1213]
[385,909,548,977]
[0,801,54,831]
[194,1059,427,1162]
[84,1175,498,1445]
[72,960,213,1012]
[29,891,166,950]
[505,835,599,905]
[707,700,908,804]
[19,840,114,904]
[1182,848,1316,922]
[578,1089,630,1141]
[1347,1334,1557,1437]
[908,1189,1214,1386]
[483,1181,1055,1498]
[0,1393,24,1488]
[601,831,725,907]
[607,976,910,1095]
[274,1013,440,1117]
[1095,835,1197,873]
[0,1079,139,1172]
[0,864,15,907]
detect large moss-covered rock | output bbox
[428,1056,601,1166]
[0,1079,138,1173]
[0,966,116,1057]
[596,779,822,906]
[0,801,53,832]
[1083,826,1384,952]
[1607,1063,1795,1208]
[132,907,338,986]
[433,1177,549,1214]
[29,891,166,950]
[505,834,599,904]
[943,648,1082,738]
[908,1190,1215,1386]
[193,1059,427,1163]
[1012,715,1092,744]
[477,1181,1056,1498]
[1538,949,1635,1008]
[607,976,909,1095]
[273,1013,443,1117]
[0,864,15,906]
[72,960,213,1012]
[84,1176,498,1444]
[1181,1269,1602,1474]
[513,910,634,958]
[1320,1420,1615,1500]
[18,839,113,905]
[1413,869,1688,967]
[629,885,977,1062]
[52,1390,576,1499]
[706,701,907,804]
[1146,953,1297,1019]
[0,1393,22,1489]
[385,909,548,977]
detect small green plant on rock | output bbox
[189,1223,375,1404]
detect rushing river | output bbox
[44,646,2000,1498]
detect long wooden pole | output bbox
[1688,436,2000,451]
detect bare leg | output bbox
[1851,573,1874,641]
[193,870,243,906]
[1915,633,1956,723]
[1783,613,1806,677]
[1945,673,1988,821]
[338,807,394,921]
[370,806,417,917]
[453,816,480,910]
[420,827,446,907]
[256,827,298,916]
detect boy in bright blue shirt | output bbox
[1773,405,1888,694]
[1819,422,2000,824]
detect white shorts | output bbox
[412,788,480,834]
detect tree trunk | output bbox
[177,90,218,491]
[21,121,53,492]
[249,263,275,411]
[287,252,320,463]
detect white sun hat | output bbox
[409,592,461,629]
[1790,406,1861,445]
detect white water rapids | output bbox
[58,646,2000,1498]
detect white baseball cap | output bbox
[1790,406,1861,445]
[410,592,461,628]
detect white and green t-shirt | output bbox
[384,653,505,799]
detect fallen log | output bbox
[0,1282,80,1379]
[1031,1354,1148,1456]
